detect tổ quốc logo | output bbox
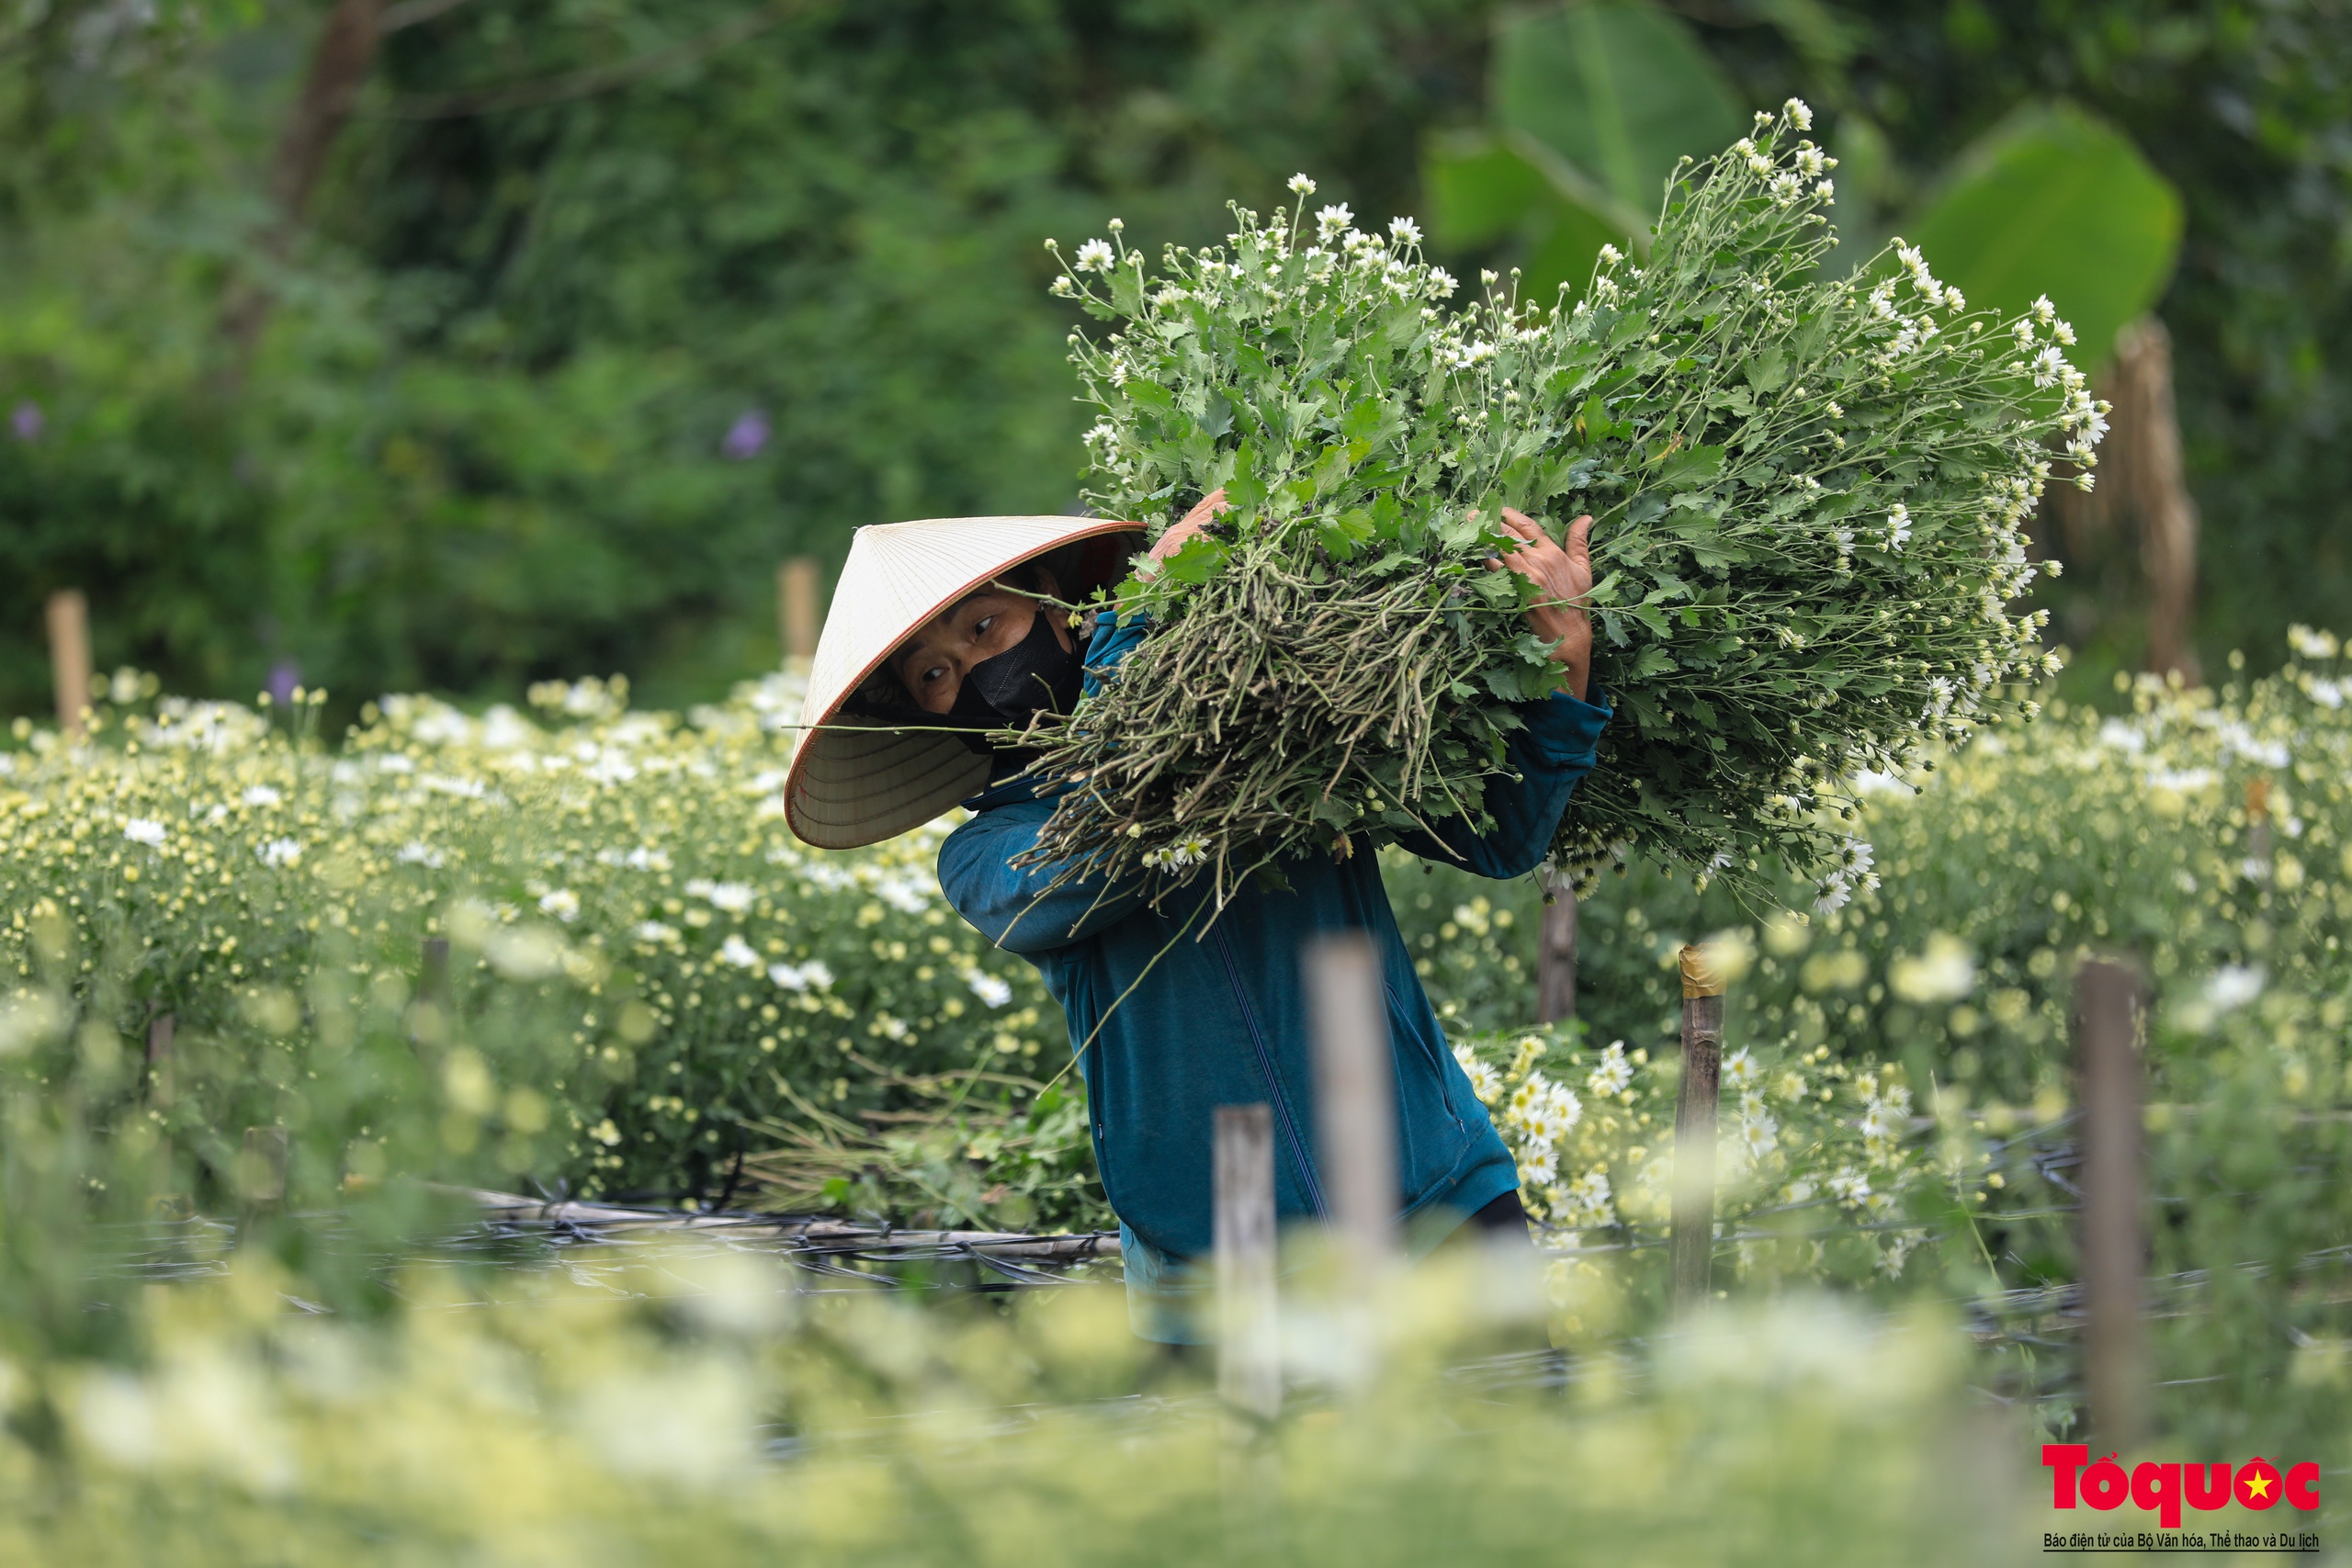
[2043,1444,2320,1548]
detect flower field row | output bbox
[9,630,2350,1266]
[0,673,1082,1224]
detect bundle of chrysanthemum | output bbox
[1021,99,2103,911]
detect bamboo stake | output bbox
[1536,870,1578,1023]
[779,557,822,670]
[420,936,450,1003]
[144,1012,175,1106]
[45,590,91,739]
[241,1125,289,1207]
[2076,958,2147,1451]
[1670,943,1726,1315]
[2245,776,2273,875]
[1306,931,1396,1273]
[1215,1103,1280,1429]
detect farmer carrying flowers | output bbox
[785,502,1607,1339]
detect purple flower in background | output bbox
[268,660,301,706]
[721,408,770,461]
[11,401,43,442]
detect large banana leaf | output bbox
[1424,0,1746,304]
[1495,1,1746,224]
[1905,101,2181,371]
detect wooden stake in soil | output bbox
[1306,931,1396,1272]
[240,1125,289,1211]
[145,1012,175,1106]
[420,937,450,1003]
[1536,870,1578,1024]
[2076,958,2147,1452]
[779,557,822,670]
[2245,777,2273,874]
[1670,943,1726,1316]
[1215,1103,1281,1429]
[45,590,91,739]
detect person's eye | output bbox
[974,615,997,637]
[920,665,945,686]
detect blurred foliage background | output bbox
[0,0,2345,718]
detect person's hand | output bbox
[1150,487,1227,562]
[1488,508,1594,703]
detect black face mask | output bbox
[944,607,1082,751]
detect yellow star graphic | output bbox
[2245,1472,2274,1502]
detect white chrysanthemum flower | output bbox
[2030,345,2065,388]
[1884,503,1912,549]
[1517,1142,1559,1186]
[242,784,282,807]
[258,837,303,868]
[634,919,677,944]
[1859,1090,1911,1145]
[1165,836,1209,869]
[718,933,763,970]
[763,958,824,991]
[1828,1168,1871,1207]
[1586,1041,1634,1099]
[1724,1048,1761,1094]
[1387,216,1421,245]
[1556,1169,1614,1228]
[2288,626,2343,660]
[537,887,578,921]
[1316,202,1353,239]
[2032,293,2056,323]
[1286,173,1317,195]
[2053,319,2076,345]
[1074,238,1116,273]
[1785,96,1813,130]
[123,818,166,847]
[1425,267,1457,299]
[686,878,756,913]
[964,969,1012,1008]
[2012,318,2037,350]
[1837,837,1876,878]
[1813,178,1834,200]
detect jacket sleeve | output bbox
[938,798,1151,955]
[1390,683,1612,879]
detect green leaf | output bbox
[1905,101,2181,371]
[1158,533,1228,586]
[1422,130,1556,252]
[1655,444,1726,487]
[1493,1,1747,230]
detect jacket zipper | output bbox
[1212,922,1329,1221]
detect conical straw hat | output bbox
[784,514,1145,850]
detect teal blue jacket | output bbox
[937,615,1610,1334]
